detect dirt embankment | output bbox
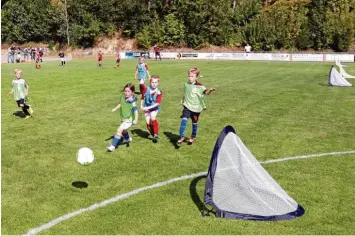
[2,32,354,58]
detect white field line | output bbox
[25,150,355,235]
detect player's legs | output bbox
[17,99,31,117]
[177,106,191,144]
[188,113,200,144]
[145,112,153,135]
[150,111,159,143]
[138,78,146,94]
[108,122,132,151]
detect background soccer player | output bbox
[135,57,151,94]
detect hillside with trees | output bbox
[1,0,355,52]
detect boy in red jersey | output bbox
[98,51,103,67]
[35,50,41,69]
[140,75,162,143]
[177,68,215,145]
[153,44,161,61]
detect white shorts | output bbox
[138,78,146,84]
[144,110,159,120]
[119,121,133,130]
[61,58,65,62]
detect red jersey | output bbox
[98,53,103,60]
[153,46,160,53]
[141,86,162,105]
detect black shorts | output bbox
[181,106,200,123]
[116,59,120,63]
[16,99,25,107]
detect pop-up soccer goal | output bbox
[328,66,352,87]
[203,126,305,221]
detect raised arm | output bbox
[204,87,216,95]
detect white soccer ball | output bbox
[77,147,94,165]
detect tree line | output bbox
[2,0,355,52]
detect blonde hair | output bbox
[150,75,160,83]
[15,69,22,75]
[188,67,200,77]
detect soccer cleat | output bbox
[152,134,159,143]
[107,145,115,152]
[187,137,196,145]
[176,137,185,145]
[121,137,132,144]
[24,115,31,119]
[28,106,34,114]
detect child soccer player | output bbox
[177,68,215,145]
[35,50,41,69]
[153,44,161,61]
[8,69,34,119]
[116,51,121,68]
[59,50,66,66]
[135,57,151,94]
[98,50,103,67]
[107,83,138,152]
[140,75,162,143]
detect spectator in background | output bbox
[59,50,65,66]
[7,47,11,63]
[10,45,16,63]
[244,44,252,53]
[23,48,29,62]
[30,47,36,62]
[39,48,44,62]
[153,44,161,61]
[16,48,21,63]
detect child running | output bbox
[107,83,138,152]
[98,50,103,67]
[8,69,34,119]
[116,51,121,68]
[140,75,163,143]
[35,50,41,69]
[135,57,151,94]
[177,68,215,145]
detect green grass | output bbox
[2,59,355,235]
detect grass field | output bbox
[2,59,355,235]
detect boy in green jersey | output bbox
[177,68,215,145]
[107,83,138,152]
[8,69,34,119]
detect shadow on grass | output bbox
[72,181,88,189]
[189,175,215,217]
[163,131,181,149]
[13,111,27,118]
[131,128,151,140]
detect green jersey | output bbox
[119,95,137,122]
[12,78,27,101]
[182,82,207,113]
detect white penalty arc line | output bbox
[25,150,355,235]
